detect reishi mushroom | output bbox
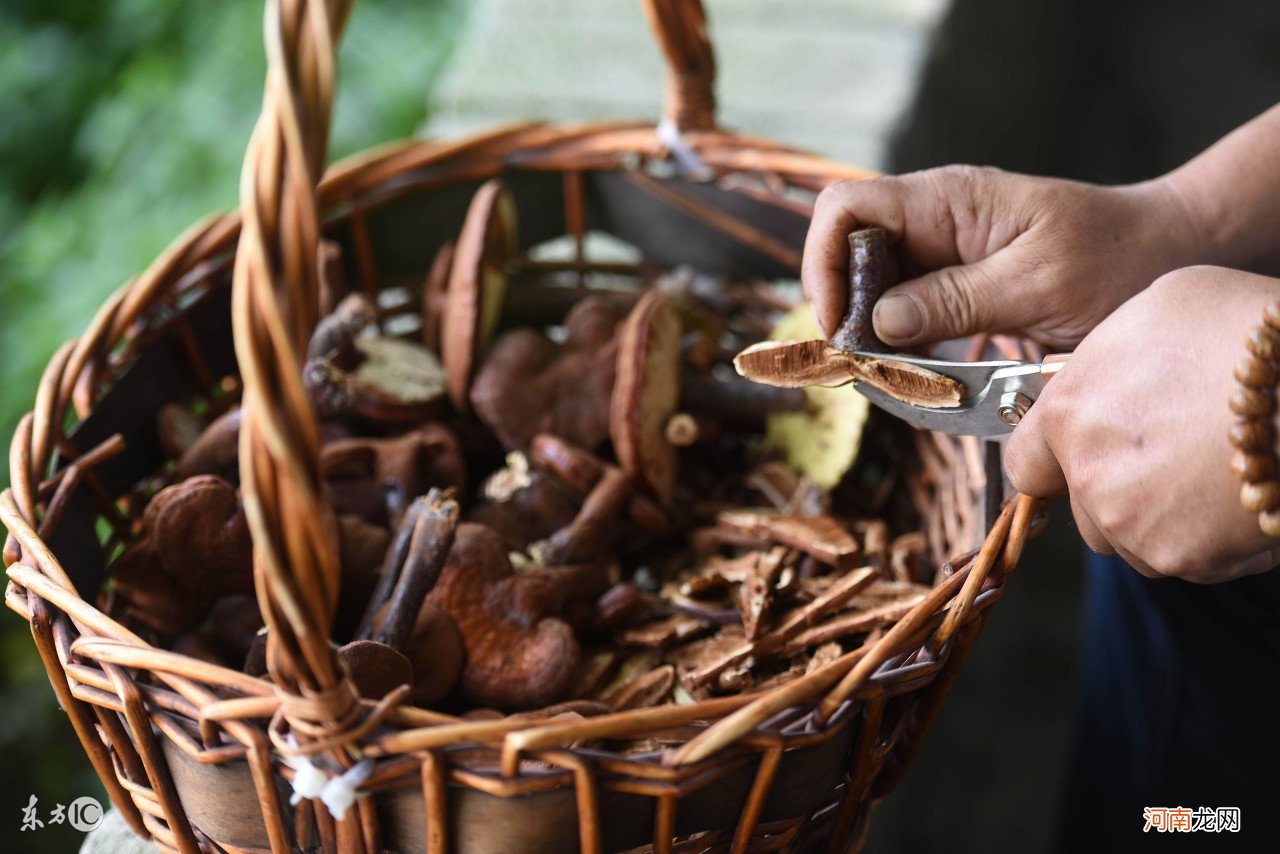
[732,227,964,409]
[322,423,467,527]
[611,291,684,506]
[305,293,447,423]
[143,475,253,596]
[426,522,584,711]
[470,296,626,450]
[467,451,581,552]
[442,179,517,411]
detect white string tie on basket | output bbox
[657,118,712,180]
[283,737,376,820]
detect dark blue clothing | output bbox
[1056,554,1280,852]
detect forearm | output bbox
[1158,103,1280,275]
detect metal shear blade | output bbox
[850,351,1059,436]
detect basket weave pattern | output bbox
[1,2,1040,852]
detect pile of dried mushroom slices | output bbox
[107,178,939,749]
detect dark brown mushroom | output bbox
[143,475,253,596]
[111,539,212,636]
[426,522,582,711]
[338,639,414,701]
[173,408,243,482]
[470,296,626,450]
[322,423,466,527]
[467,451,581,552]
[528,433,669,536]
[715,509,861,570]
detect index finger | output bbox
[802,178,906,337]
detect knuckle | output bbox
[936,163,995,188]
[1135,536,1201,580]
[1150,264,1220,296]
[930,268,980,330]
[813,182,851,213]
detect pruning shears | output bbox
[849,351,1067,437]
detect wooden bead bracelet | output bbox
[1230,300,1280,536]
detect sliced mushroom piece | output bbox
[591,650,661,702]
[888,532,927,583]
[601,664,676,710]
[571,647,624,698]
[716,508,860,570]
[612,291,684,506]
[443,179,517,411]
[737,547,790,641]
[619,612,711,649]
[734,337,964,408]
[734,305,871,491]
[760,566,880,649]
[776,590,927,656]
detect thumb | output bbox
[1003,403,1068,498]
[873,253,1017,346]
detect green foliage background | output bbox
[0,1,464,848]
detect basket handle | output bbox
[641,0,718,131]
[231,0,372,774]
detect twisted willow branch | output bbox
[230,0,366,773]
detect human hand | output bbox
[801,166,1202,350]
[1005,266,1280,582]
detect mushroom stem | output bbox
[530,467,632,564]
[830,227,891,354]
[359,489,459,649]
[529,434,669,535]
[664,413,703,447]
[307,293,376,363]
[679,374,806,422]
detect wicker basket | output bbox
[1,1,1042,852]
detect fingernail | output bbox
[873,294,923,341]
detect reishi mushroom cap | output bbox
[142,474,253,596]
[426,522,581,711]
[442,179,517,411]
[611,290,683,506]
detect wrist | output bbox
[1150,165,1247,270]
[1123,175,1222,271]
